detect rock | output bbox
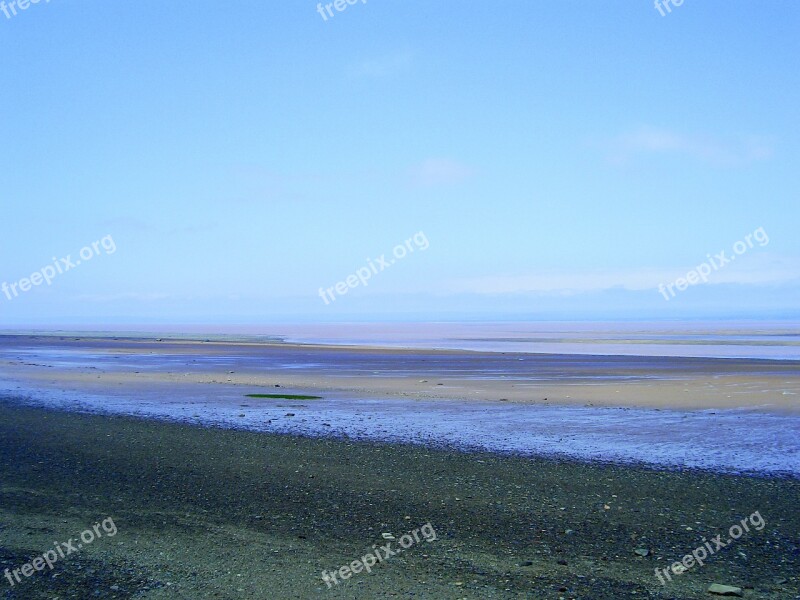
[285,413,295,417]
[557,559,568,566]
[634,548,650,557]
[707,584,743,596]
[773,576,788,585]
[518,560,533,567]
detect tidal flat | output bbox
[1,400,798,599]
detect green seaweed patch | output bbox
[245,393,323,400]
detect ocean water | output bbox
[271,321,800,359]
[6,321,799,359]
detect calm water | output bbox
[19,321,795,359]
[272,321,800,359]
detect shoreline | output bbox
[1,333,799,476]
[5,393,799,481]
[5,391,799,480]
[1,400,798,599]
[2,334,799,413]
[4,329,800,359]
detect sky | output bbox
[1,1,799,326]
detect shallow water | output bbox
[8,321,800,359]
[272,322,800,360]
[4,341,798,381]
[2,336,799,475]
[2,377,798,477]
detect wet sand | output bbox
[1,334,799,475]
[2,334,799,412]
[1,334,799,598]
[1,400,798,599]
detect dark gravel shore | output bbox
[1,398,798,599]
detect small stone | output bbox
[285,413,295,417]
[634,548,650,557]
[518,560,533,567]
[773,577,788,585]
[557,559,568,566]
[707,584,743,597]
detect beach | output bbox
[1,334,799,474]
[1,333,799,598]
[1,400,798,599]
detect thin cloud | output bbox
[96,217,152,232]
[447,255,800,295]
[225,165,314,204]
[348,50,413,78]
[409,158,475,187]
[600,126,774,167]
[74,293,175,302]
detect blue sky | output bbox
[1,1,798,325]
